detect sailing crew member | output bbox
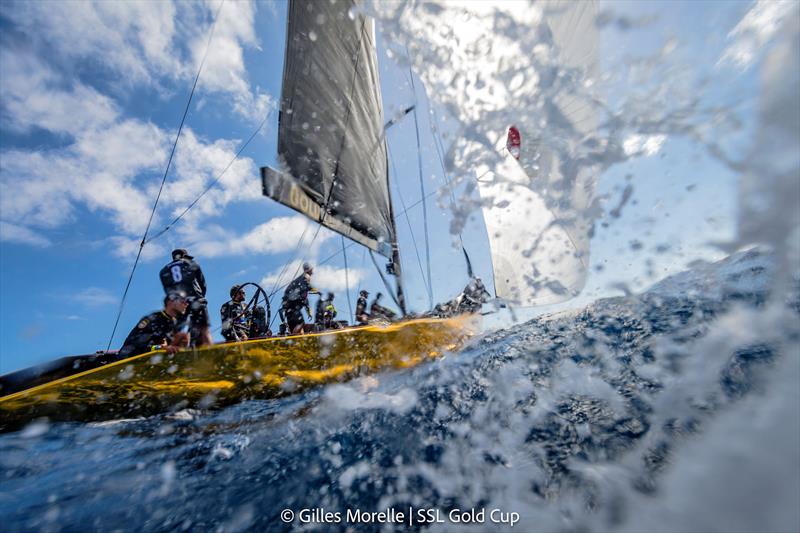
[355,290,370,325]
[369,292,396,321]
[220,285,249,342]
[249,305,271,338]
[281,262,319,335]
[159,248,212,346]
[314,292,338,330]
[118,290,190,359]
[458,276,491,314]
[323,293,338,329]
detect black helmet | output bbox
[230,284,243,298]
[172,248,193,260]
[359,289,369,296]
[327,292,334,300]
[164,289,188,306]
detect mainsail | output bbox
[477,0,598,306]
[261,0,396,258]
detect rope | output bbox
[341,236,353,324]
[428,102,474,277]
[369,250,402,310]
[145,110,270,245]
[105,0,225,352]
[388,144,428,297]
[408,67,434,310]
[263,183,445,328]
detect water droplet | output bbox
[309,31,317,42]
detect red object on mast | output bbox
[506,126,521,159]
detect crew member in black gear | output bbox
[221,285,249,342]
[281,262,319,335]
[369,292,396,321]
[249,306,271,338]
[314,293,326,329]
[458,276,491,313]
[322,293,338,329]
[432,276,491,317]
[159,248,212,346]
[118,291,190,358]
[355,289,370,325]
[315,292,337,330]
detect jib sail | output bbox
[261,0,395,258]
[478,0,599,306]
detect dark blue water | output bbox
[2,250,798,532]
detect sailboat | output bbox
[0,0,596,431]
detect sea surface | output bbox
[2,250,798,532]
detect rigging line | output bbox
[427,107,474,278]
[268,224,310,298]
[264,183,447,304]
[265,220,326,331]
[341,236,353,325]
[407,66,434,310]
[369,250,402,310]
[387,143,428,298]
[105,0,226,352]
[428,105,458,208]
[145,110,271,245]
[428,107,465,248]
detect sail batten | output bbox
[262,0,395,259]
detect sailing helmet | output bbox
[360,290,369,296]
[303,262,313,274]
[230,284,244,298]
[172,248,193,260]
[165,289,188,305]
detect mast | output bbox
[385,152,407,315]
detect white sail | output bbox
[477,0,599,306]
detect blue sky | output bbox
[0,0,789,373]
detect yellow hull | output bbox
[0,316,476,430]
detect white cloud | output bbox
[0,221,52,247]
[260,259,366,295]
[178,216,335,259]
[0,47,119,136]
[312,265,367,294]
[195,1,274,120]
[719,0,795,70]
[163,128,261,215]
[0,51,268,257]
[0,3,278,260]
[6,1,181,87]
[3,0,272,121]
[108,236,167,262]
[73,287,118,307]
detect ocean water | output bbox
[1,250,797,532]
